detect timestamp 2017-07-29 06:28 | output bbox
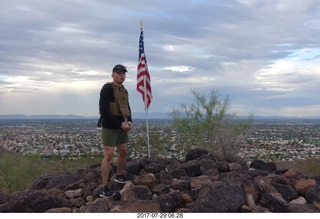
[136,213,184,218]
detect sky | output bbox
[1,0,320,118]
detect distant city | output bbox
[0,115,320,161]
[0,112,172,120]
[1,113,320,120]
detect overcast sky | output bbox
[1,0,320,118]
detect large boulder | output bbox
[0,190,70,212]
[191,181,245,212]
[250,160,277,173]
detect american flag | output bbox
[137,23,152,110]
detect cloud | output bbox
[254,48,320,92]
[0,0,320,117]
[164,66,196,72]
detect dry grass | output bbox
[1,146,319,194]
[276,158,320,176]
[0,148,102,194]
[294,157,320,176]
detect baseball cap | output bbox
[112,64,127,73]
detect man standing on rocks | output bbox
[98,64,132,198]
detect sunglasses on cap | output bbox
[113,64,127,73]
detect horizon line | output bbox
[1,113,320,120]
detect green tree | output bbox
[169,88,253,162]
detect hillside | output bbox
[0,149,319,213]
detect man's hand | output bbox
[126,121,132,129]
[121,121,132,131]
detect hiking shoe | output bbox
[99,187,116,198]
[114,174,130,184]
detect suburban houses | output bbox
[1,118,319,162]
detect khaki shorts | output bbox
[102,128,129,147]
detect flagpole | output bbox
[141,20,151,158]
[144,77,151,158]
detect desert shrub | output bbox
[169,88,253,162]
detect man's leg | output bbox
[101,146,115,187]
[114,143,130,184]
[116,143,127,175]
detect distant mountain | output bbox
[132,112,171,119]
[251,115,320,120]
[1,113,319,120]
[0,114,90,120]
[0,113,171,120]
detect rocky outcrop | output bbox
[0,149,319,213]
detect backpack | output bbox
[97,83,112,127]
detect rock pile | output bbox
[0,149,319,213]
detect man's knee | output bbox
[103,147,114,161]
[104,154,113,162]
[117,145,127,156]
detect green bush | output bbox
[169,88,253,162]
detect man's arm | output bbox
[99,84,122,128]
